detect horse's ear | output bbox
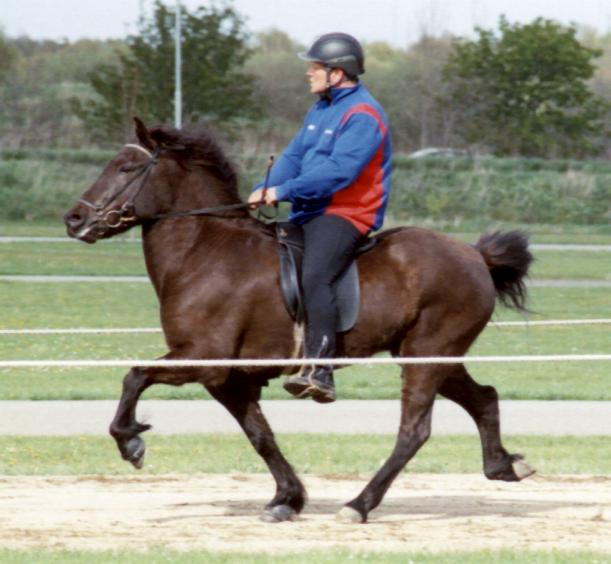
[133,117,155,151]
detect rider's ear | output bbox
[133,117,156,151]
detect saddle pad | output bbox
[277,222,360,332]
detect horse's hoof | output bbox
[512,458,535,480]
[125,437,146,469]
[336,506,365,524]
[260,504,297,523]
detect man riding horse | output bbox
[248,32,392,403]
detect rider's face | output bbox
[306,63,327,94]
[306,63,343,94]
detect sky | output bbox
[1,0,610,48]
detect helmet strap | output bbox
[320,67,351,101]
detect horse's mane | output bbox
[148,124,240,200]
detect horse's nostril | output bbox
[65,212,85,230]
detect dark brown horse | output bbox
[64,118,534,523]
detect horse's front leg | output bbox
[109,357,212,469]
[207,374,306,522]
[109,367,152,468]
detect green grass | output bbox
[1,218,610,243]
[529,250,610,280]
[1,241,609,279]
[0,549,607,564]
[0,435,609,475]
[0,241,146,276]
[0,284,609,400]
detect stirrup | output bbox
[283,367,336,403]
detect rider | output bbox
[249,32,392,403]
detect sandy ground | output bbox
[0,473,610,554]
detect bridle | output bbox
[78,144,161,229]
[77,143,256,231]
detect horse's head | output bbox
[66,117,243,243]
[64,117,182,243]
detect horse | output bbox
[64,117,535,523]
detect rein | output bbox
[78,143,261,230]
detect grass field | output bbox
[1,218,611,243]
[0,434,609,475]
[1,240,610,279]
[0,219,609,401]
[0,283,609,400]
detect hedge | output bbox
[0,150,609,224]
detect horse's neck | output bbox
[141,169,249,293]
[174,169,243,210]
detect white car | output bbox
[408,147,468,158]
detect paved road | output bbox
[1,400,609,436]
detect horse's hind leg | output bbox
[109,367,152,468]
[207,373,306,523]
[438,365,534,481]
[338,364,440,523]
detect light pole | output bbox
[174,0,182,128]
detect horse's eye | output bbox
[119,165,134,173]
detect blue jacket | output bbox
[254,82,392,234]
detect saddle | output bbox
[276,221,377,332]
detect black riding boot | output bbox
[283,335,336,403]
[283,215,362,404]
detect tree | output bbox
[0,30,16,85]
[366,35,455,151]
[442,17,608,157]
[73,1,258,143]
[241,29,311,151]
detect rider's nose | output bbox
[64,210,85,231]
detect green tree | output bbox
[0,30,16,85]
[0,37,121,147]
[442,17,608,157]
[242,29,310,151]
[366,35,455,151]
[73,1,258,143]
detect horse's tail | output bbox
[474,231,533,312]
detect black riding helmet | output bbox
[299,32,365,79]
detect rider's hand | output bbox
[248,189,264,209]
[263,187,278,205]
[248,187,278,208]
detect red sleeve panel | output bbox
[326,104,391,234]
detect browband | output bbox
[124,143,154,158]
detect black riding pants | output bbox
[301,214,364,358]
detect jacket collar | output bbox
[317,82,362,106]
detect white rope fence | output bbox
[0,354,610,369]
[1,318,610,335]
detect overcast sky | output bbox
[2,0,610,48]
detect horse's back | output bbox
[349,226,496,355]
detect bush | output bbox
[0,149,609,225]
[0,158,100,220]
[389,157,610,225]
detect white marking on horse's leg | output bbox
[512,458,535,480]
[336,506,364,524]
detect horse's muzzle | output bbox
[64,206,101,243]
